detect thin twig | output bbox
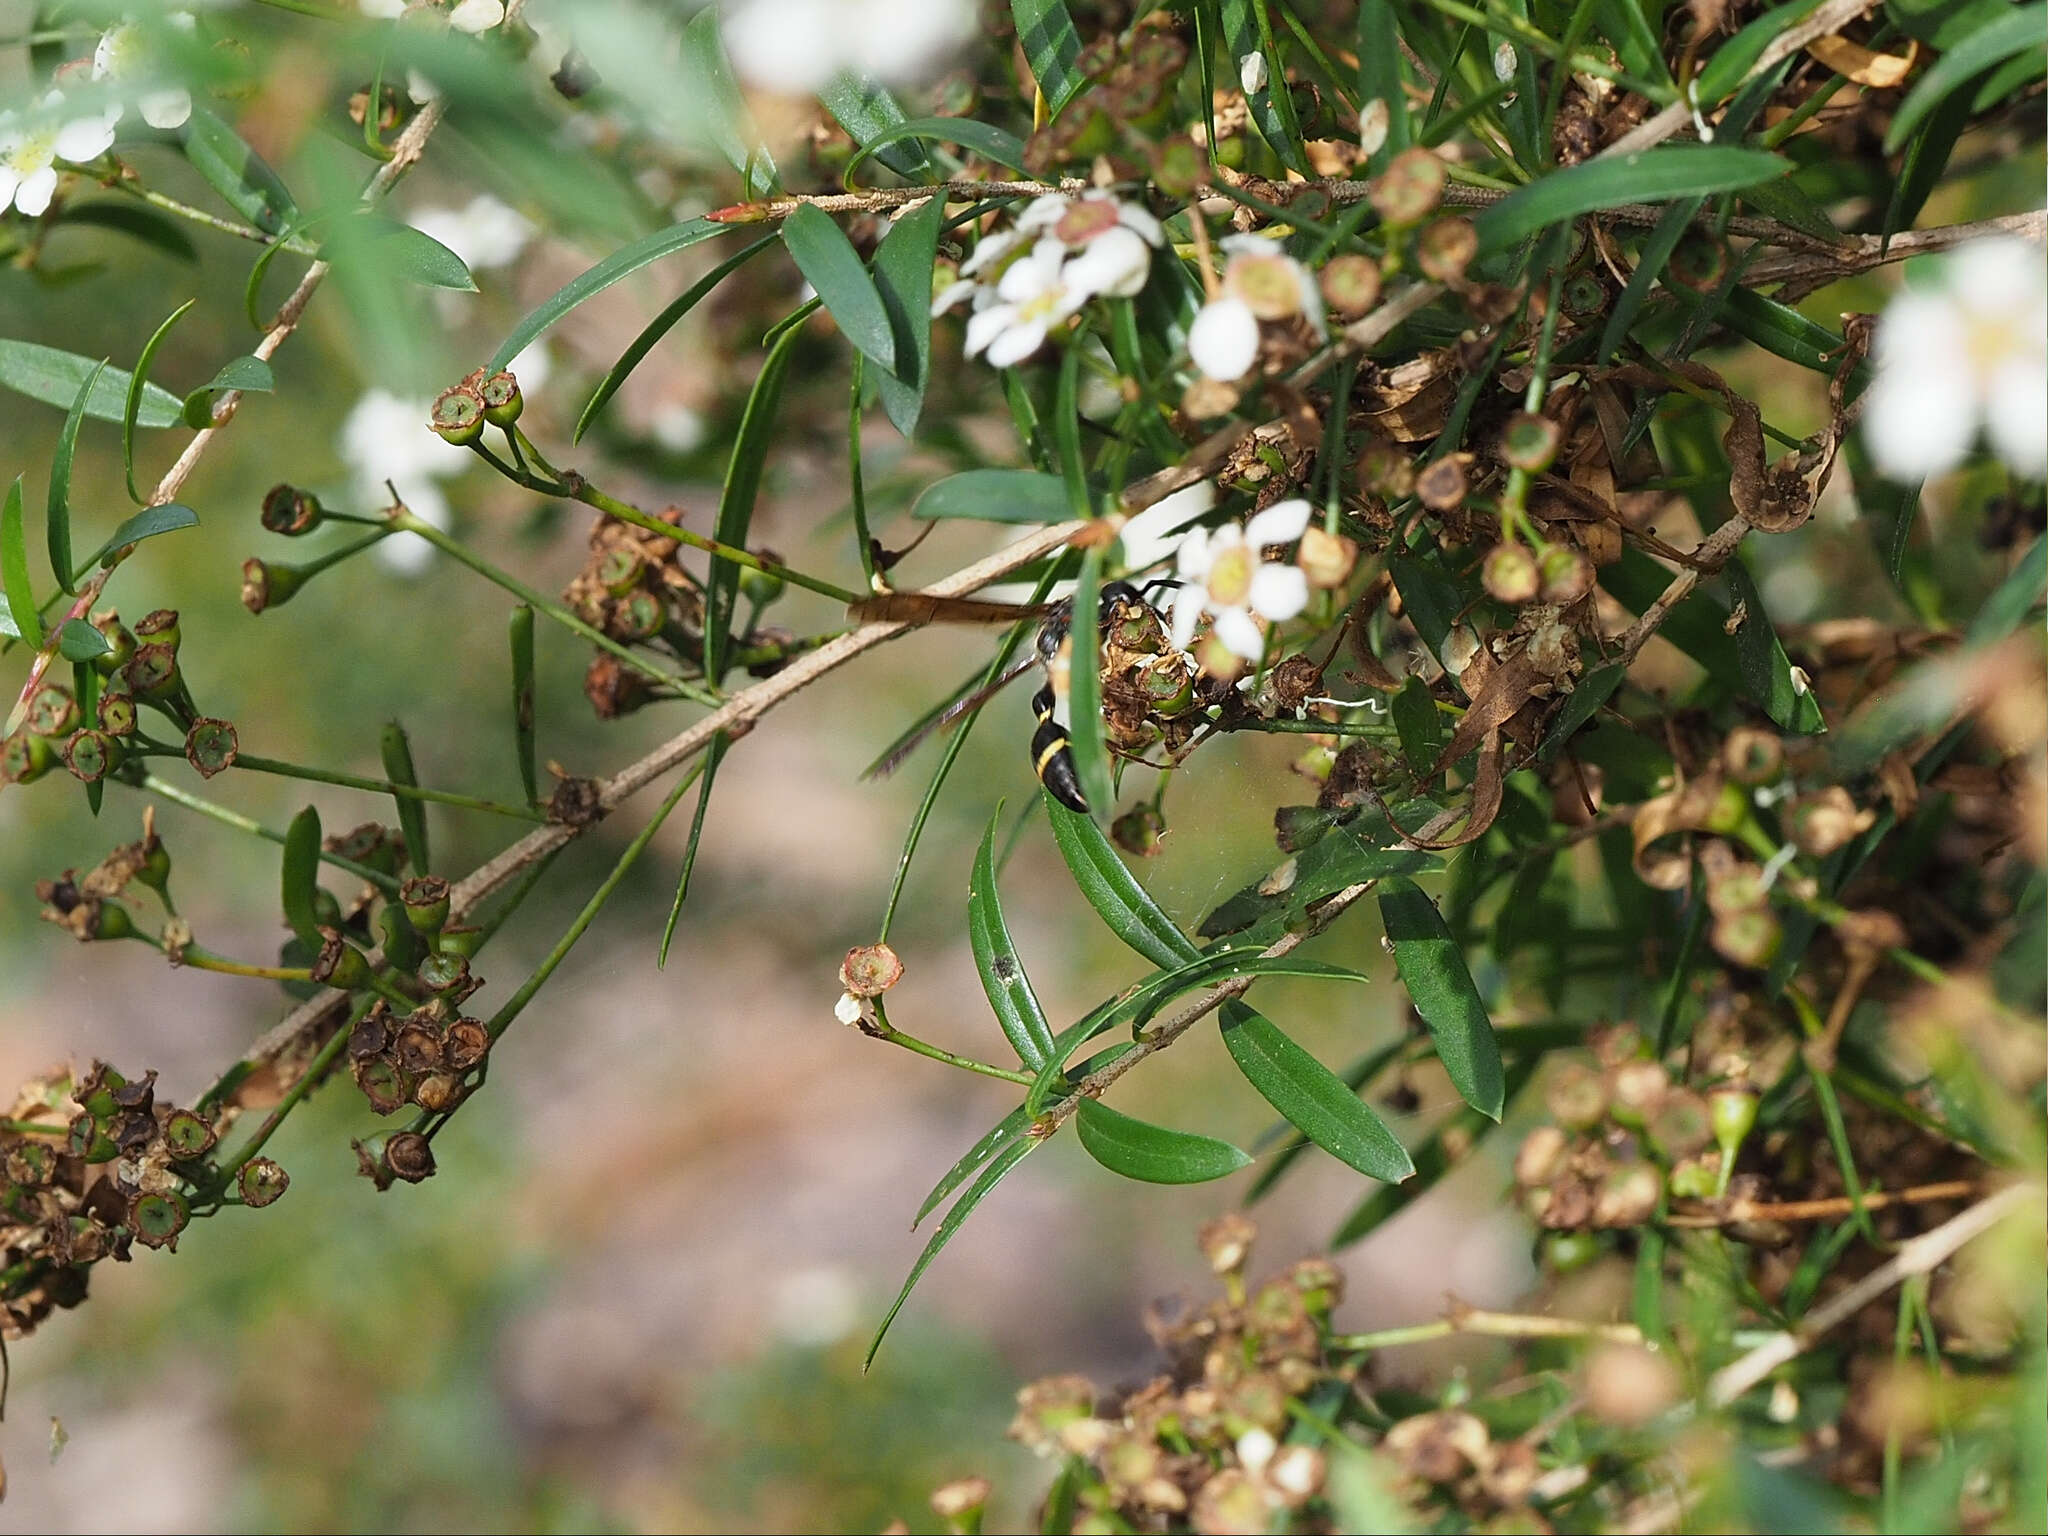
[1666,1179,1987,1229]
[1334,1300,1645,1351]
[1705,1181,2037,1408]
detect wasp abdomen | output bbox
[1030,683,1088,813]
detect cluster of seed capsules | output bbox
[0,607,239,790]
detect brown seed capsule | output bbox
[1500,411,1562,473]
[260,483,323,536]
[1355,436,1414,499]
[1320,252,1382,318]
[64,729,120,783]
[1712,906,1782,968]
[1545,1060,1608,1130]
[429,384,486,445]
[443,1017,491,1071]
[1415,456,1468,512]
[128,1190,189,1249]
[840,942,904,998]
[241,557,306,614]
[412,1072,464,1113]
[97,689,137,738]
[184,718,238,779]
[548,775,603,827]
[238,1156,290,1207]
[1722,725,1784,785]
[124,642,179,701]
[1415,216,1477,282]
[1197,1210,1256,1276]
[354,1054,409,1115]
[480,370,522,427]
[1644,1089,1713,1161]
[1788,786,1875,857]
[161,1108,218,1159]
[24,685,78,738]
[1585,1342,1681,1427]
[1482,541,1541,604]
[1592,1161,1661,1226]
[134,608,180,652]
[392,1020,445,1074]
[1296,525,1357,589]
[1515,1124,1571,1186]
[384,1131,436,1183]
[312,928,373,990]
[349,1008,392,1060]
[1537,543,1593,603]
[1369,146,1447,225]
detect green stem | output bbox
[1761,73,1849,149]
[210,995,371,1191]
[485,759,709,1040]
[175,943,315,983]
[0,1118,66,1137]
[868,1002,1035,1085]
[114,180,321,254]
[848,355,879,590]
[388,511,720,705]
[127,772,402,895]
[1412,0,1671,100]
[1233,714,1403,737]
[233,752,545,821]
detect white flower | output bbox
[1188,295,1262,381]
[1237,1428,1278,1475]
[650,402,707,453]
[0,96,121,218]
[957,224,1030,280]
[1117,480,1215,569]
[1015,191,1165,252]
[723,0,976,94]
[1188,236,1325,381]
[930,276,979,317]
[448,0,506,32]
[1169,498,1313,661]
[409,193,534,271]
[834,991,871,1026]
[964,239,1091,368]
[94,16,196,131]
[1238,51,1268,94]
[340,388,471,576]
[1862,236,2047,482]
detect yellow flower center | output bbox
[1205,544,1254,606]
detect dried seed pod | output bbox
[353,1054,409,1115]
[1482,541,1540,603]
[1369,146,1446,225]
[1415,216,1477,282]
[383,1131,436,1183]
[261,482,324,536]
[128,1190,189,1249]
[239,1157,290,1207]
[1500,411,1562,473]
[1414,455,1467,511]
[161,1108,217,1159]
[443,1017,491,1071]
[1320,253,1381,317]
[392,1019,445,1073]
[184,718,238,779]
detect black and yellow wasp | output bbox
[849,581,1200,813]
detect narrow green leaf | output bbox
[1011,0,1086,111]
[489,218,728,372]
[914,1107,1031,1228]
[509,604,537,806]
[912,468,1074,524]
[871,194,946,440]
[1390,675,1444,772]
[1536,661,1626,761]
[123,300,196,504]
[1884,77,1975,240]
[574,235,775,442]
[1474,147,1790,253]
[658,733,729,966]
[820,73,936,180]
[1220,0,1311,174]
[680,6,780,196]
[1221,1002,1414,1182]
[1736,174,1841,244]
[181,108,299,236]
[1599,196,1702,362]
[1076,1098,1252,1184]
[1693,0,1824,102]
[1886,4,2046,152]
[357,216,478,291]
[867,1136,1038,1368]
[1041,1458,1083,1536]
[88,502,198,572]
[1386,551,1462,662]
[1245,1037,1409,1204]
[0,340,183,428]
[782,204,897,374]
[1066,546,1115,823]
[56,201,199,262]
[48,360,106,595]
[845,116,1031,181]
[0,477,39,650]
[1377,876,1504,1118]
[1725,554,1826,736]
[281,805,324,946]
[1046,800,1200,968]
[58,618,111,662]
[181,354,275,429]
[969,806,1057,1068]
[380,722,430,877]
[704,323,800,682]
[1967,535,2046,649]
[1357,0,1411,171]
[1199,820,1440,941]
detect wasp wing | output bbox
[862,655,1042,782]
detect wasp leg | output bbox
[1030,683,1088,813]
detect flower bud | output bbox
[1320,253,1381,318]
[400,874,451,937]
[1482,541,1540,604]
[1369,146,1446,226]
[97,689,137,738]
[2,729,58,784]
[1712,906,1781,968]
[1415,216,1477,282]
[429,384,486,445]
[239,1156,290,1207]
[25,685,79,738]
[184,718,239,779]
[737,557,785,608]
[312,926,374,990]
[384,1130,436,1183]
[128,1189,189,1249]
[260,482,324,536]
[1708,1084,1759,1173]
[480,369,522,426]
[64,729,123,783]
[241,557,307,614]
[134,608,181,654]
[1500,411,1561,473]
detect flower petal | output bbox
[958,225,1025,278]
[1244,497,1312,546]
[1248,561,1308,622]
[1116,202,1164,246]
[1187,297,1260,381]
[1985,357,2048,479]
[140,90,192,130]
[1211,604,1267,660]
[1862,350,1976,481]
[1169,586,1205,649]
[962,304,1013,359]
[984,316,1048,368]
[1119,481,1215,568]
[54,116,115,163]
[1063,225,1152,300]
[13,166,57,217]
[1176,526,1215,578]
[931,278,977,316]
[1015,193,1068,232]
[995,238,1066,302]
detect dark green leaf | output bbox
[1884,72,1976,239]
[1011,0,1086,112]
[782,204,897,373]
[281,805,323,946]
[913,468,1074,523]
[867,1137,1037,1367]
[47,360,105,594]
[1245,1037,1409,1204]
[90,502,198,569]
[1047,799,1200,968]
[1221,0,1310,174]
[1967,535,2046,649]
[357,217,478,290]
[509,604,537,806]
[0,477,39,650]
[1391,674,1445,772]
[1199,820,1440,940]
[1694,0,1825,102]
[1066,546,1115,823]
[703,324,799,681]
[1600,196,1703,362]
[181,108,299,235]
[380,722,430,877]
[970,805,1058,1067]
[1222,1003,1413,1182]
[573,234,776,441]
[1735,174,1841,244]
[1886,4,2046,151]
[1076,1098,1252,1184]
[0,340,183,427]
[1537,661,1626,762]
[658,733,730,966]
[914,1107,1031,1228]
[679,7,780,195]
[57,618,111,661]
[1725,554,1825,735]
[1377,876,1503,1118]
[489,218,729,372]
[1387,551,1462,664]
[844,116,1030,180]
[1597,0,1670,83]
[820,74,936,180]
[56,201,199,262]
[123,300,195,504]
[871,196,946,439]
[1475,147,1791,253]
[181,354,274,429]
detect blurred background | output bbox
[0,3,2039,1531]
